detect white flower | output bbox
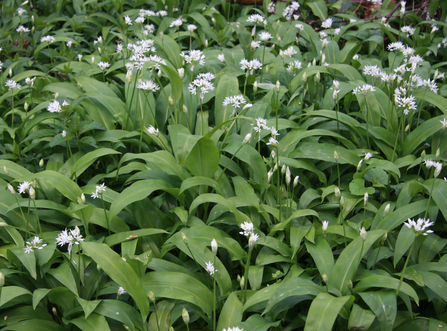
[137,79,160,92]
[91,183,106,199]
[321,18,333,29]
[364,192,369,206]
[362,65,382,77]
[266,136,278,146]
[240,59,262,75]
[267,1,276,13]
[187,24,197,32]
[16,25,30,33]
[334,28,341,35]
[364,152,373,160]
[135,16,145,24]
[5,80,21,90]
[223,328,244,331]
[353,84,375,95]
[62,130,67,137]
[41,35,56,43]
[222,95,246,114]
[205,261,217,275]
[17,7,27,16]
[124,15,132,25]
[56,227,84,254]
[283,1,300,20]
[248,233,259,250]
[93,36,103,45]
[97,61,110,70]
[117,286,126,295]
[239,221,254,237]
[211,238,218,255]
[322,220,329,233]
[157,10,168,17]
[258,31,272,42]
[218,53,225,62]
[251,40,261,49]
[247,14,267,25]
[24,236,47,253]
[66,41,73,47]
[404,218,434,236]
[189,73,215,100]
[170,16,186,28]
[180,50,205,71]
[147,125,159,136]
[440,118,447,129]
[62,100,69,107]
[282,46,297,57]
[295,23,304,31]
[17,181,32,194]
[401,25,415,37]
[47,100,62,113]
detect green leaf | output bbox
[422,179,447,223]
[403,115,446,155]
[306,0,328,20]
[70,148,121,179]
[0,286,32,307]
[69,313,111,331]
[141,271,213,317]
[76,297,102,319]
[419,271,447,302]
[236,314,280,331]
[95,299,144,331]
[353,274,419,304]
[289,142,360,166]
[373,200,428,231]
[1,319,65,331]
[27,170,83,202]
[348,304,376,331]
[359,290,396,331]
[148,300,175,331]
[33,288,52,309]
[9,247,37,280]
[184,136,220,178]
[349,178,375,196]
[179,176,225,197]
[104,229,167,247]
[394,225,415,267]
[304,293,351,331]
[330,229,387,295]
[48,261,78,296]
[305,236,335,281]
[217,292,243,331]
[81,242,149,318]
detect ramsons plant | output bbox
[0,0,447,330]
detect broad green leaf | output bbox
[353,275,419,304]
[0,286,32,307]
[1,319,65,331]
[33,288,52,310]
[69,313,111,331]
[403,115,446,155]
[9,248,36,280]
[359,290,397,331]
[141,271,213,317]
[422,179,447,223]
[304,293,351,331]
[306,0,328,20]
[419,271,447,302]
[243,282,282,312]
[348,304,376,331]
[373,200,428,231]
[76,298,102,319]
[330,229,386,294]
[184,136,220,178]
[70,148,121,178]
[305,236,335,281]
[216,292,243,331]
[179,176,225,197]
[289,142,360,166]
[235,314,280,331]
[148,300,175,331]
[349,178,375,196]
[268,209,319,236]
[95,299,145,331]
[394,225,415,267]
[104,229,167,247]
[81,242,150,318]
[48,261,78,296]
[109,179,177,221]
[418,234,447,264]
[0,306,53,325]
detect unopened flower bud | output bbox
[212,17,216,24]
[205,39,208,47]
[182,104,188,113]
[31,15,34,23]
[333,89,338,100]
[360,227,367,241]
[168,96,174,105]
[158,69,162,78]
[24,102,29,111]
[0,272,4,287]
[384,203,390,215]
[348,279,353,290]
[29,186,35,199]
[293,176,299,187]
[98,47,101,54]
[322,273,328,284]
[334,151,339,162]
[335,187,341,200]
[381,232,388,245]
[9,69,12,77]
[91,56,95,64]
[243,133,251,145]
[211,238,218,255]
[54,92,59,99]
[333,80,340,90]
[182,308,190,324]
[339,196,344,208]
[405,124,410,132]
[267,171,274,183]
[271,150,275,159]
[3,166,8,175]
[302,71,307,81]
[160,31,164,39]
[315,72,320,82]
[281,164,286,174]
[357,159,363,172]
[7,184,15,195]
[239,275,245,288]
[321,53,326,63]
[434,163,442,178]
[39,158,44,167]
[81,193,85,203]
[421,150,426,158]
[276,80,280,93]
[436,148,440,158]
[285,167,291,185]
[312,58,316,66]
[181,232,188,246]
[253,81,257,92]
[148,291,155,303]
[364,192,368,206]
[178,68,184,79]
[123,326,131,331]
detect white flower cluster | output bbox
[240,59,262,76]
[321,18,333,29]
[47,100,62,113]
[353,84,375,95]
[259,31,272,42]
[223,328,243,331]
[394,88,417,115]
[247,14,267,25]
[287,60,302,73]
[16,25,30,33]
[180,50,205,71]
[17,181,33,195]
[222,94,250,115]
[93,36,102,45]
[252,117,279,145]
[137,79,160,92]
[281,46,297,57]
[125,39,165,71]
[24,236,47,254]
[41,35,56,43]
[147,125,159,136]
[239,221,259,250]
[404,218,434,236]
[267,1,276,13]
[169,16,187,28]
[97,61,110,70]
[143,24,156,36]
[56,227,84,254]
[91,183,106,199]
[401,25,416,37]
[5,80,21,90]
[205,261,217,275]
[283,1,300,20]
[189,73,215,100]
[424,159,443,177]
[362,65,382,77]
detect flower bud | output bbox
[205,39,208,47]
[333,80,340,90]
[434,163,442,178]
[160,31,164,39]
[182,308,190,324]
[54,92,59,99]
[302,71,307,82]
[0,272,4,287]
[421,150,426,158]
[322,273,328,284]
[3,166,8,175]
[148,291,155,303]
[182,104,188,113]
[211,238,218,255]
[29,186,35,199]
[98,47,101,54]
[436,148,440,158]
[339,196,344,208]
[347,279,353,290]
[285,167,291,185]
[239,275,245,288]
[384,203,390,215]
[281,164,286,174]
[7,184,15,195]
[293,176,299,187]
[267,171,273,183]
[405,124,410,132]
[212,17,216,24]
[322,220,329,234]
[243,133,251,145]
[321,53,326,63]
[364,192,368,207]
[24,102,29,111]
[276,80,280,93]
[271,150,276,159]
[360,227,367,241]
[81,193,86,203]
[168,96,174,105]
[39,158,44,167]
[158,69,162,78]
[253,81,257,93]
[9,69,12,77]
[357,159,363,172]
[181,232,188,246]
[178,68,184,79]
[333,89,338,100]
[381,232,388,245]
[334,151,339,162]
[335,187,341,200]
[91,56,95,64]
[315,72,320,82]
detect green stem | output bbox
[276,146,281,224]
[396,239,415,296]
[32,199,42,236]
[213,256,216,331]
[100,193,111,236]
[242,248,252,304]
[424,175,436,220]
